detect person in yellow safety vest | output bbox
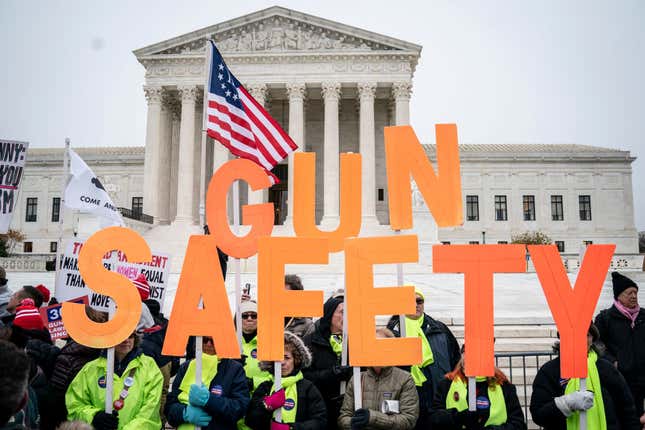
[530,323,641,430]
[65,331,163,430]
[245,331,327,430]
[165,335,250,430]
[430,344,526,429]
[239,300,271,385]
[237,299,272,430]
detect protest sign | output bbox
[0,140,28,233]
[39,296,88,341]
[55,240,170,312]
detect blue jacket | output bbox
[166,358,250,430]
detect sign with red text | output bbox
[39,296,88,340]
[55,240,171,311]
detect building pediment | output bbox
[134,6,421,59]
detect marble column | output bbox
[321,81,341,226]
[392,82,412,125]
[193,96,203,223]
[142,85,164,219]
[174,85,198,223]
[285,82,306,226]
[246,83,268,206]
[156,95,173,224]
[169,105,180,222]
[358,82,377,223]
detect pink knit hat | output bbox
[13,298,45,331]
[133,273,150,301]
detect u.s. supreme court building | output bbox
[9,7,641,272]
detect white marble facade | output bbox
[8,7,640,267]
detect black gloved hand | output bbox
[454,409,480,428]
[332,365,353,380]
[92,411,119,430]
[351,408,370,430]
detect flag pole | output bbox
[193,43,214,430]
[54,138,71,298]
[199,40,213,227]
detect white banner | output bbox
[55,240,171,312]
[64,148,124,226]
[0,140,28,234]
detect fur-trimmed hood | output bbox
[259,331,312,372]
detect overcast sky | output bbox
[1,0,644,230]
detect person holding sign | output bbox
[337,328,419,430]
[429,344,526,429]
[303,295,351,429]
[386,289,461,429]
[65,331,163,430]
[530,323,640,430]
[245,331,327,430]
[165,335,250,430]
[595,271,645,417]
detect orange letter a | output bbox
[162,235,239,358]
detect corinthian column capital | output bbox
[286,82,307,101]
[143,85,164,104]
[357,82,377,101]
[322,81,341,101]
[392,81,412,100]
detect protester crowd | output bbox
[1,266,644,430]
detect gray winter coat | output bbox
[338,367,419,430]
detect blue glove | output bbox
[183,404,212,426]
[189,383,210,407]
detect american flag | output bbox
[205,41,297,183]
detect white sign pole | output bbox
[273,361,282,422]
[468,377,476,411]
[580,378,587,430]
[233,180,242,350]
[105,303,116,413]
[352,366,362,410]
[395,230,407,338]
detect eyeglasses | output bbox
[242,313,257,320]
[415,299,425,305]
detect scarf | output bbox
[564,350,606,430]
[178,354,219,430]
[614,300,640,328]
[266,372,303,424]
[404,316,434,386]
[446,377,508,427]
[330,334,343,358]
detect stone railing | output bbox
[0,254,53,272]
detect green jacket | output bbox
[66,351,163,430]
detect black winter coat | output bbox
[26,339,60,378]
[430,377,526,430]
[245,377,327,430]
[529,356,640,430]
[302,296,348,430]
[387,314,461,414]
[594,305,645,384]
[166,358,250,430]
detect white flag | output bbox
[64,149,124,226]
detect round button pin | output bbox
[124,377,134,387]
[113,399,124,411]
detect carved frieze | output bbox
[157,16,396,55]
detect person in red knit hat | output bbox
[35,284,50,305]
[13,298,45,331]
[133,273,150,301]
